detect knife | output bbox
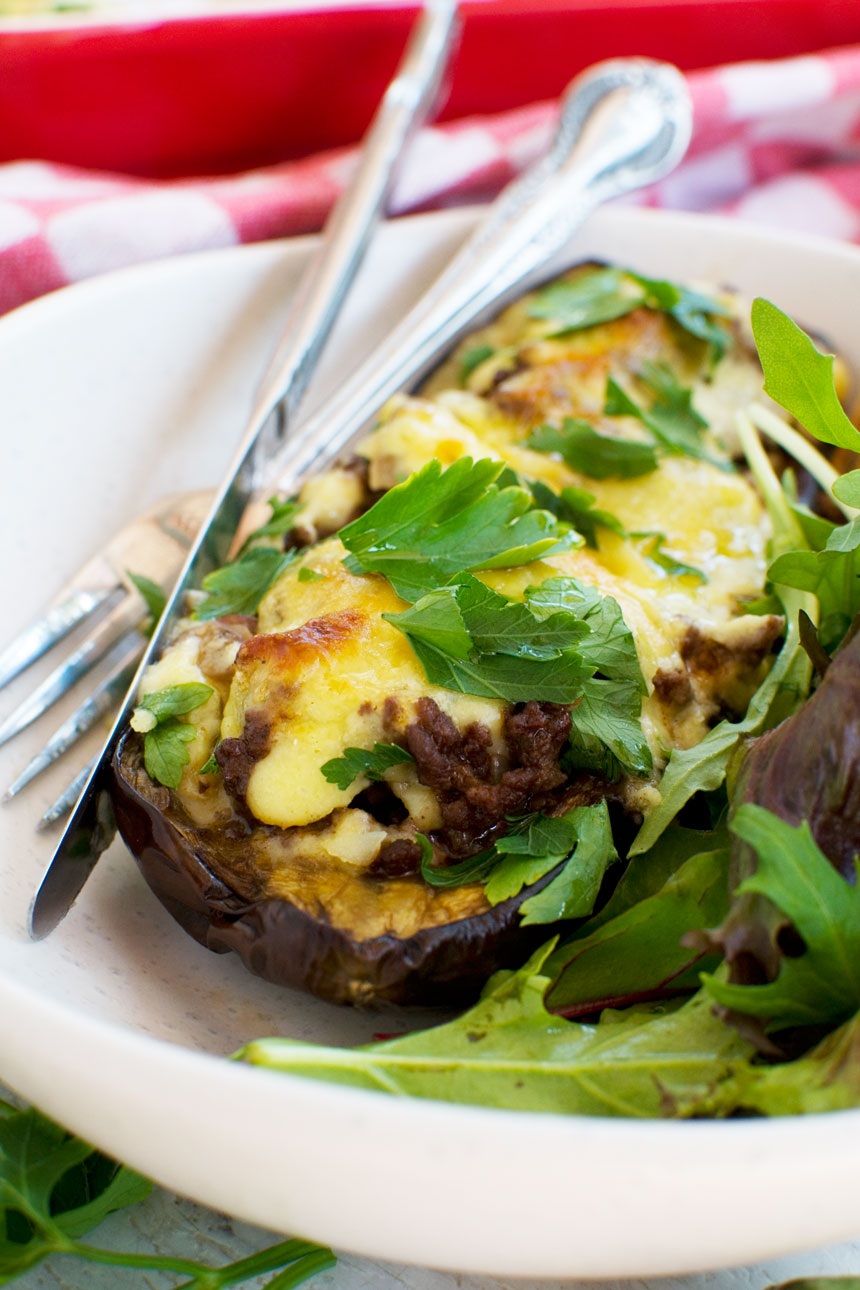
[29,0,458,937]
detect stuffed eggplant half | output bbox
[112,262,784,1006]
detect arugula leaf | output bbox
[518,800,618,925]
[769,517,860,649]
[320,743,414,792]
[704,805,860,1031]
[605,364,711,461]
[833,469,860,507]
[339,457,573,603]
[751,297,860,452]
[544,847,729,1016]
[195,546,296,620]
[127,571,166,627]
[459,343,495,382]
[0,1103,334,1286]
[527,419,658,479]
[240,945,751,1117]
[528,477,625,548]
[143,719,196,789]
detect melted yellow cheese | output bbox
[143,265,777,853]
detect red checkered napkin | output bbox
[2,44,860,316]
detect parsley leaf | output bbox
[527,264,732,358]
[751,297,860,452]
[567,676,653,777]
[528,266,642,332]
[297,566,325,583]
[704,805,860,1032]
[605,364,711,461]
[528,478,625,548]
[133,682,213,789]
[386,576,592,704]
[632,530,707,582]
[459,343,495,382]
[136,682,213,723]
[525,577,646,691]
[195,546,296,620]
[321,743,414,792]
[527,419,658,479]
[143,719,196,789]
[518,800,618,925]
[239,495,302,552]
[339,457,573,603]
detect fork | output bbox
[0,490,213,819]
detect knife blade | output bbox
[29,0,458,937]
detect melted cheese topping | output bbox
[143,266,778,851]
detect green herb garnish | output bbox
[321,743,414,791]
[127,571,166,628]
[604,363,711,461]
[459,343,495,382]
[526,419,658,479]
[195,546,296,620]
[339,456,574,603]
[133,682,212,789]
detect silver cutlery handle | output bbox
[266,58,692,495]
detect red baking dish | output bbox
[4,0,860,178]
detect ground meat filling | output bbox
[405,697,572,860]
[215,710,272,806]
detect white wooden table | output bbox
[12,1188,860,1289]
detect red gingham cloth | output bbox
[3,43,860,317]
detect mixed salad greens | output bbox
[232,295,860,1120]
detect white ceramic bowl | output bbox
[0,206,858,1279]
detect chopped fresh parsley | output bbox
[632,530,707,582]
[385,575,592,704]
[297,566,326,583]
[527,264,732,358]
[604,363,711,461]
[339,456,574,603]
[526,419,658,479]
[528,478,625,548]
[194,546,296,620]
[459,343,495,382]
[238,494,302,552]
[132,682,213,789]
[321,743,414,792]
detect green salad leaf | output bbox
[704,805,860,1032]
[752,297,860,452]
[240,945,751,1117]
[545,847,729,1017]
[321,743,414,791]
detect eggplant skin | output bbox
[111,732,551,1007]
